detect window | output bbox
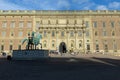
[18,45,21,50]
[96,44,99,51]
[112,31,115,36]
[10,32,14,37]
[44,31,47,37]
[104,44,108,52]
[52,41,55,47]
[36,21,40,28]
[111,21,114,28]
[10,45,13,50]
[61,31,64,37]
[95,31,97,36]
[103,31,107,36]
[10,21,15,28]
[1,45,4,51]
[78,31,82,37]
[19,21,24,28]
[113,40,117,51]
[18,31,23,37]
[52,31,55,37]
[85,21,89,28]
[87,44,90,51]
[70,31,74,37]
[93,21,97,28]
[1,31,6,37]
[2,21,7,28]
[102,22,106,27]
[27,21,32,28]
[86,31,89,37]
[43,41,47,48]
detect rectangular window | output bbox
[78,31,82,37]
[85,21,89,28]
[36,21,40,28]
[87,44,90,51]
[27,21,32,28]
[2,21,7,28]
[18,31,23,37]
[96,44,99,51]
[103,31,107,36]
[52,31,55,37]
[18,45,21,50]
[10,21,15,28]
[10,45,13,50]
[111,21,114,28]
[61,31,64,37]
[93,21,97,28]
[86,31,89,37]
[102,22,105,27]
[1,45,4,51]
[44,31,47,37]
[1,31,6,37]
[70,31,74,37]
[19,21,24,28]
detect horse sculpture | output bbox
[22,31,42,50]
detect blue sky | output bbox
[0,0,120,10]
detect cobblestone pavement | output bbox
[0,53,120,80]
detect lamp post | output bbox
[81,20,86,54]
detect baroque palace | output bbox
[0,10,120,54]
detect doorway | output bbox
[59,42,67,53]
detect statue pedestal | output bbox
[10,49,49,60]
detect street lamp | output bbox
[81,20,86,54]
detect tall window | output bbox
[36,21,40,28]
[10,21,15,28]
[79,40,82,48]
[104,44,108,52]
[113,40,117,51]
[96,44,99,51]
[44,31,47,37]
[9,45,13,50]
[27,21,32,28]
[52,41,55,47]
[85,21,89,28]
[1,31,6,37]
[78,31,82,37]
[43,41,47,48]
[112,31,115,36]
[70,31,74,37]
[86,31,89,37]
[93,21,97,28]
[2,21,7,28]
[18,31,23,37]
[102,22,106,28]
[61,31,64,37]
[18,45,21,50]
[52,31,55,37]
[19,21,24,28]
[1,45,4,51]
[103,31,107,36]
[111,21,114,28]
[87,44,90,51]
[10,32,14,37]
[95,31,98,36]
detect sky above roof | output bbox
[0,0,120,10]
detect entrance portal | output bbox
[59,42,67,53]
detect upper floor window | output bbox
[78,31,82,37]
[103,31,107,36]
[61,31,64,37]
[36,21,40,29]
[1,31,6,37]
[85,21,89,28]
[52,40,55,47]
[19,21,24,28]
[102,22,106,28]
[112,31,115,36]
[18,31,23,37]
[2,21,7,28]
[86,30,89,37]
[10,32,14,37]
[10,21,15,28]
[43,31,47,37]
[93,21,97,28]
[95,31,98,36]
[27,21,32,28]
[111,21,114,28]
[52,31,55,37]
[70,31,74,37]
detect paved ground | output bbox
[0,54,120,80]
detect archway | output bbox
[59,42,67,53]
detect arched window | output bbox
[43,41,47,48]
[52,40,55,47]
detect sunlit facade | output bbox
[0,10,120,53]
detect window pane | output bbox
[1,31,6,37]
[27,21,32,28]
[93,21,97,28]
[18,31,23,37]
[2,21,7,28]
[19,21,24,28]
[10,21,15,28]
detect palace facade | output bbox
[0,10,120,53]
